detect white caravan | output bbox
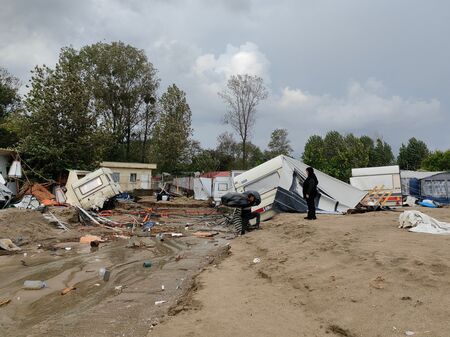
[350,165,402,206]
[233,156,366,221]
[65,168,122,209]
[193,171,245,203]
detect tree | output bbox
[359,136,394,167]
[372,138,394,166]
[338,134,369,181]
[0,67,21,147]
[18,48,108,179]
[360,136,376,165]
[397,137,430,170]
[151,84,192,174]
[188,146,220,173]
[266,128,293,159]
[243,142,266,168]
[421,150,450,171]
[9,42,160,179]
[79,41,159,161]
[302,135,326,170]
[302,131,395,182]
[215,132,240,170]
[218,74,268,169]
[323,131,347,179]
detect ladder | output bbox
[361,185,393,207]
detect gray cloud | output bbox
[1,0,449,155]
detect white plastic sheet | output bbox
[399,210,450,235]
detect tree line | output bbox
[302,132,449,182]
[0,41,448,182]
[0,41,288,179]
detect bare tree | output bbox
[218,74,268,169]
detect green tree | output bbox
[10,42,160,179]
[266,128,293,159]
[337,134,369,181]
[323,131,347,179]
[151,84,192,174]
[359,136,394,167]
[303,132,393,182]
[421,150,450,171]
[242,142,265,169]
[302,135,326,170]
[80,41,159,161]
[188,147,220,173]
[215,132,240,170]
[18,48,108,179]
[397,137,430,170]
[372,138,394,166]
[359,136,376,165]
[218,74,268,169]
[0,67,21,147]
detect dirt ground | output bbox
[150,207,450,337]
[0,204,232,337]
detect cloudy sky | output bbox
[1,0,449,155]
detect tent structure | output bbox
[400,170,441,197]
[420,172,450,204]
[233,155,367,221]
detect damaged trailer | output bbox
[65,168,122,210]
[233,155,367,221]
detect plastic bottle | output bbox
[23,280,47,290]
[98,267,111,281]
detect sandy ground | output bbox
[151,207,450,337]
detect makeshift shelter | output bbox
[233,155,366,221]
[420,172,450,204]
[400,170,441,197]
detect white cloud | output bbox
[251,79,444,155]
[192,42,271,84]
[1,0,449,152]
[275,79,441,130]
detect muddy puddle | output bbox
[0,235,230,337]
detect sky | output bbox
[1,0,449,156]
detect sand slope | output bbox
[151,208,450,337]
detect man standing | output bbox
[303,167,318,220]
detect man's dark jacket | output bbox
[302,174,318,199]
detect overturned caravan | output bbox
[233,155,366,221]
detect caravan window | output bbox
[218,183,228,191]
[79,177,103,195]
[244,172,279,194]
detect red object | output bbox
[201,171,230,178]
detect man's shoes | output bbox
[304,217,312,220]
